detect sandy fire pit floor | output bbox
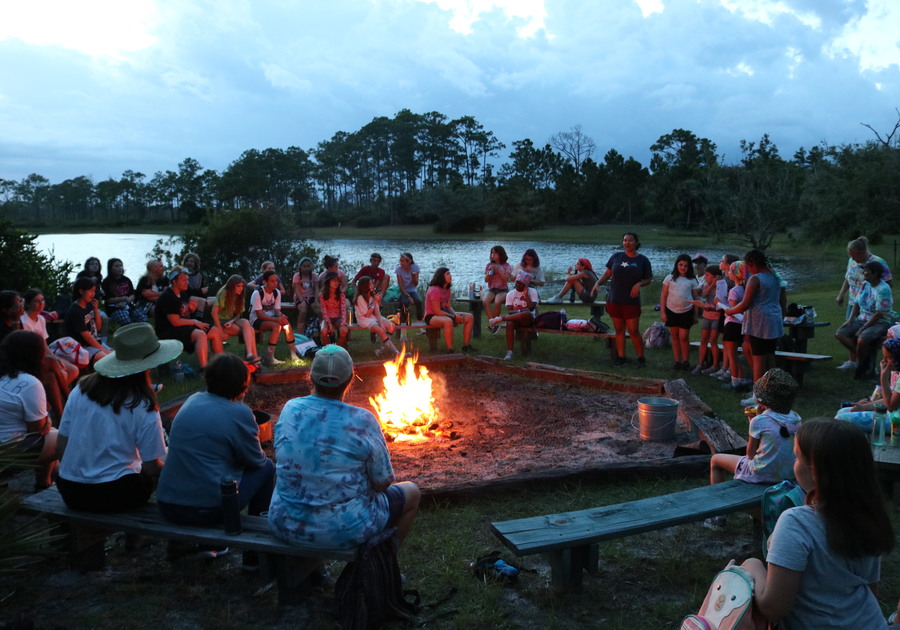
[245,362,692,493]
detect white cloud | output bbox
[0,0,158,58]
[412,0,548,38]
[261,63,313,93]
[717,0,822,29]
[827,0,900,71]
[727,61,755,76]
[634,0,665,18]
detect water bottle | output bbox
[220,478,242,535]
[891,411,900,447]
[872,403,887,446]
[559,308,567,329]
[173,361,184,384]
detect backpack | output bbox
[49,336,90,369]
[681,561,766,630]
[534,311,564,329]
[334,527,419,629]
[760,480,806,560]
[586,316,609,333]
[642,321,671,349]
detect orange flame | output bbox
[369,350,438,443]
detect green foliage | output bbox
[424,186,487,233]
[0,219,74,298]
[152,208,320,289]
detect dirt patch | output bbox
[245,362,692,492]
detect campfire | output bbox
[369,350,452,442]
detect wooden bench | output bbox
[255,321,442,353]
[688,341,831,385]
[490,479,768,590]
[20,487,356,605]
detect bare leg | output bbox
[625,316,644,357]
[238,319,258,358]
[710,453,741,484]
[461,312,474,344]
[392,481,420,544]
[191,329,209,368]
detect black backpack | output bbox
[534,311,564,329]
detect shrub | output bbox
[0,220,74,299]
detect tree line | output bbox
[2,108,899,248]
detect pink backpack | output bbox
[681,561,767,630]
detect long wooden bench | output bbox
[511,327,622,359]
[490,479,768,590]
[688,341,831,385]
[20,487,355,605]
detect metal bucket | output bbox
[635,397,678,442]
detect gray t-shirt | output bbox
[767,506,885,630]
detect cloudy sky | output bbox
[1,0,898,184]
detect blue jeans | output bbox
[399,291,423,321]
[157,458,276,526]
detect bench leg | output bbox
[68,524,109,572]
[425,328,439,352]
[544,544,598,590]
[517,329,533,356]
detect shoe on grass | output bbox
[613,356,627,367]
[701,365,720,375]
[836,360,858,370]
[690,364,704,375]
[503,350,513,361]
[544,296,563,304]
[636,356,646,368]
[703,516,727,529]
[740,394,758,407]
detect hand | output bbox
[195,320,210,332]
[881,357,892,374]
[188,301,198,313]
[90,299,99,311]
[629,285,641,299]
[836,294,844,305]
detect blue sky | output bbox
[1,0,898,183]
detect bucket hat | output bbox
[94,323,183,378]
[753,368,799,414]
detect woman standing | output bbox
[725,249,786,405]
[741,418,893,629]
[591,233,653,367]
[55,323,180,512]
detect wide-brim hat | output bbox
[94,323,183,378]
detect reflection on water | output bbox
[36,233,804,295]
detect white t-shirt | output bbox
[354,294,383,330]
[0,373,47,442]
[505,287,539,316]
[249,288,281,325]
[662,275,698,314]
[20,314,49,340]
[58,386,167,483]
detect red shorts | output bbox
[606,302,642,320]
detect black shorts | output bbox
[749,335,778,356]
[578,289,596,304]
[159,326,196,353]
[722,321,743,343]
[664,307,694,330]
[385,484,406,526]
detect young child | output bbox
[692,266,727,375]
[707,368,802,527]
[660,253,698,371]
[718,261,752,391]
[354,276,398,358]
[318,271,348,348]
[489,271,539,361]
[483,245,512,330]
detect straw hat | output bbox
[94,323,183,378]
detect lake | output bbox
[35,232,802,295]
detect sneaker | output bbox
[613,356,627,367]
[836,360,858,371]
[489,324,501,335]
[374,345,384,358]
[544,296,563,304]
[503,350,513,361]
[672,362,682,371]
[681,362,691,371]
[701,365,720,375]
[461,344,478,353]
[636,356,646,368]
[196,546,230,559]
[717,370,732,382]
[740,394,758,407]
[488,316,503,326]
[703,516,727,529]
[690,364,704,375]
[151,383,164,393]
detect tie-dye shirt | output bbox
[268,394,394,551]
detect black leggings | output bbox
[57,473,154,513]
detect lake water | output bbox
[35,233,801,295]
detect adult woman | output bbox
[55,323,179,512]
[155,267,223,370]
[425,267,475,353]
[211,275,260,365]
[63,277,110,364]
[101,258,146,326]
[0,330,59,490]
[836,236,893,319]
[725,250,786,403]
[157,354,274,527]
[482,245,512,326]
[291,257,319,333]
[135,259,168,317]
[181,252,214,317]
[395,252,423,322]
[513,248,545,289]
[742,418,894,629]
[546,258,598,304]
[835,260,893,379]
[591,233,653,367]
[20,289,79,418]
[269,345,420,551]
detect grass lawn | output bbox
[7,226,900,629]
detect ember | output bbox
[369,350,446,442]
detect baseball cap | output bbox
[311,344,354,387]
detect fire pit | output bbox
[243,355,698,494]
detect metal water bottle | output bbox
[221,478,242,535]
[173,361,184,384]
[559,308,567,329]
[872,403,887,446]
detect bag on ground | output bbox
[681,560,766,630]
[642,321,671,348]
[335,527,419,629]
[534,311,563,329]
